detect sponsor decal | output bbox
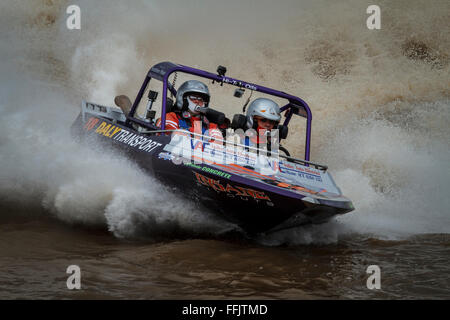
[184,162,202,170]
[194,172,270,201]
[201,166,232,179]
[182,161,233,179]
[275,180,325,195]
[84,117,162,153]
[184,162,232,179]
[158,152,175,161]
[279,162,323,182]
[159,148,234,179]
[113,129,162,152]
[95,122,122,138]
[84,117,99,131]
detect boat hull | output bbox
[71,112,353,234]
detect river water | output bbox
[0,0,449,299]
[1,213,449,299]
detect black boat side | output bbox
[71,109,353,234]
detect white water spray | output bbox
[0,0,448,241]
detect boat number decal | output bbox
[194,172,270,201]
[222,78,258,91]
[84,117,162,153]
[84,117,99,131]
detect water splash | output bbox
[0,0,448,241]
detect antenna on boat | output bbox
[242,90,253,113]
[170,72,177,98]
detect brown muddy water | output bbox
[1,212,449,299]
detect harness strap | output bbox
[178,114,209,134]
[178,118,190,130]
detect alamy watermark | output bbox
[165,124,282,173]
[67,4,380,31]
[366,265,381,290]
[366,5,381,30]
[66,265,81,290]
[66,5,81,30]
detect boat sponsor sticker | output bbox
[194,172,270,201]
[113,129,162,152]
[83,117,162,153]
[94,121,121,138]
[183,162,202,170]
[158,152,175,161]
[200,166,232,179]
[184,162,233,179]
[84,117,99,131]
[279,162,323,182]
[162,157,233,179]
[262,178,325,195]
[161,127,341,195]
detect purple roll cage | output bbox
[126,62,312,161]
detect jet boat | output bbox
[71,62,354,234]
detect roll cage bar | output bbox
[125,61,313,161]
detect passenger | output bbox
[156,80,222,141]
[244,98,281,147]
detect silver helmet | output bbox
[175,80,210,111]
[246,98,281,129]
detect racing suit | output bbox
[156,112,223,141]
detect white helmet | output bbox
[175,80,210,114]
[246,98,281,129]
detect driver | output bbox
[244,98,281,146]
[156,80,222,140]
